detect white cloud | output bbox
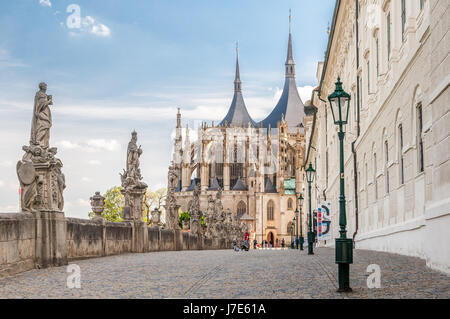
[56,140,81,150]
[77,16,111,37]
[0,49,28,69]
[88,160,102,166]
[55,139,120,152]
[272,85,315,106]
[9,182,19,191]
[297,86,315,103]
[87,139,120,152]
[0,204,19,212]
[81,177,92,183]
[91,24,111,37]
[77,198,90,207]
[0,160,13,168]
[39,0,52,7]
[0,180,5,187]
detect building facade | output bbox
[305,0,450,273]
[170,19,314,246]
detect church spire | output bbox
[218,45,256,127]
[234,42,241,92]
[286,10,295,78]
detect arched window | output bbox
[287,198,293,210]
[374,152,378,200]
[267,200,274,221]
[287,221,294,234]
[398,124,405,185]
[385,140,390,194]
[237,201,246,215]
[417,103,424,173]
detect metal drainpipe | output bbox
[318,94,329,203]
[352,0,361,245]
[352,141,359,246]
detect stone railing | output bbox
[0,212,231,279]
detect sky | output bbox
[0,0,335,218]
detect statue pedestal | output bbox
[121,187,146,221]
[33,161,64,212]
[164,203,180,230]
[34,210,67,269]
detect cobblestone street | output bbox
[0,248,448,299]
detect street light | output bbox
[298,193,304,250]
[305,163,316,255]
[290,222,295,248]
[294,208,299,249]
[328,77,353,293]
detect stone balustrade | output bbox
[0,212,231,279]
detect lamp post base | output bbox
[307,232,314,255]
[337,263,352,292]
[337,287,353,293]
[300,237,304,251]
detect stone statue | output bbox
[30,82,53,149]
[151,208,161,227]
[189,185,201,236]
[120,131,147,221]
[17,83,65,213]
[213,188,225,239]
[204,194,216,238]
[164,163,180,230]
[120,131,147,191]
[224,208,233,241]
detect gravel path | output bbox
[0,248,448,299]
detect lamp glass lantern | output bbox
[306,163,316,184]
[327,77,351,126]
[299,193,304,207]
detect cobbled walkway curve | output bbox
[0,248,448,299]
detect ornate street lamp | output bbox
[298,193,304,250]
[328,77,353,292]
[290,222,295,248]
[305,163,316,255]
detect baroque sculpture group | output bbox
[16,83,249,242]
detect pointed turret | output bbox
[219,44,256,127]
[259,11,306,132]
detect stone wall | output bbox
[0,213,35,278]
[0,213,232,278]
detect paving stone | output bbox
[0,248,448,298]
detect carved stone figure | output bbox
[204,194,216,238]
[120,131,148,221]
[164,163,180,230]
[16,159,39,213]
[120,131,147,191]
[189,185,201,236]
[224,208,233,240]
[212,188,225,239]
[30,82,53,150]
[151,208,161,227]
[17,83,65,213]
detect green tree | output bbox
[178,211,190,229]
[143,188,167,225]
[178,211,205,229]
[88,186,124,222]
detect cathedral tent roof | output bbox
[264,178,277,193]
[232,177,248,191]
[208,178,221,191]
[219,46,256,127]
[186,179,198,191]
[259,18,306,132]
